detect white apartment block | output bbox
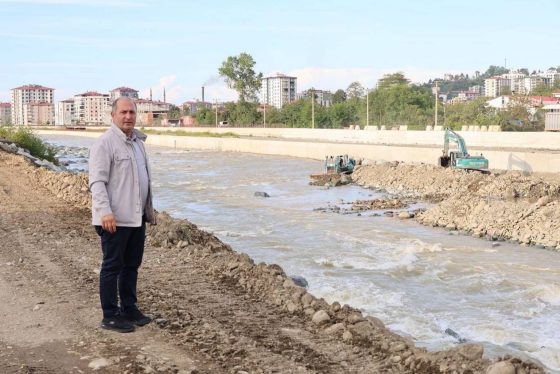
[110,86,139,101]
[260,73,297,109]
[520,76,545,94]
[74,91,110,126]
[0,103,11,124]
[10,84,54,125]
[297,89,333,107]
[541,69,560,87]
[55,99,75,126]
[484,77,510,98]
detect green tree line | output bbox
[188,54,550,131]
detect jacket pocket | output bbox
[114,153,132,171]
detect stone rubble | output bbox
[353,161,560,251]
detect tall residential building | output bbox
[0,103,11,124]
[23,102,55,126]
[110,87,139,101]
[74,91,110,125]
[10,84,54,125]
[55,99,75,126]
[484,77,511,98]
[260,73,297,109]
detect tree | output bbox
[218,53,263,102]
[482,65,509,78]
[167,104,181,120]
[332,89,347,104]
[346,81,365,100]
[377,72,410,89]
[519,68,529,75]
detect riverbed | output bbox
[42,134,560,372]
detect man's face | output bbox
[112,99,136,135]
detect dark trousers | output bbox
[94,223,146,318]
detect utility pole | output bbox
[215,98,218,127]
[263,91,267,128]
[434,81,438,128]
[366,88,369,128]
[311,88,315,129]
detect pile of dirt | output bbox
[1,149,544,373]
[352,161,560,250]
[351,198,408,212]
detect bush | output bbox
[0,126,57,163]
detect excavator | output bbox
[325,155,356,174]
[438,129,489,171]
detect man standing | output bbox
[89,97,156,333]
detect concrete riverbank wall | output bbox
[36,129,560,173]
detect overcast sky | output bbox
[1,0,558,104]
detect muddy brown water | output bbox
[42,134,560,373]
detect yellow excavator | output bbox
[438,129,489,171]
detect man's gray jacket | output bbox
[89,123,156,227]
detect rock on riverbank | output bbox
[352,161,560,250]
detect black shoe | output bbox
[121,309,152,326]
[100,315,135,333]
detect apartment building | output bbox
[55,99,75,126]
[23,102,55,126]
[297,89,333,107]
[484,77,511,98]
[0,103,11,124]
[260,73,297,109]
[110,87,139,101]
[74,91,110,125]
[11,84,54,125]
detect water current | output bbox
[42,134,560,372]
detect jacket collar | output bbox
[110,123,147,142]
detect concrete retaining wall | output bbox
[138,127,560,151]
[36,129,560,173]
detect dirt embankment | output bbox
[0,150,546,374]
[352,162,560,250]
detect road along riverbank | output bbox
[0,148,547,373]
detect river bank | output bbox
[0,149,547,373]
[352,162,560,251]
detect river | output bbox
[41,134,560,373]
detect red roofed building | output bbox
[74,91,110,126]
[11,84,54,125]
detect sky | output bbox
[1,0,559,104]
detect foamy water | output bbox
[42,134,560,373]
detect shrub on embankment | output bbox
[0,126,57,163]
[352,161,560,250]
